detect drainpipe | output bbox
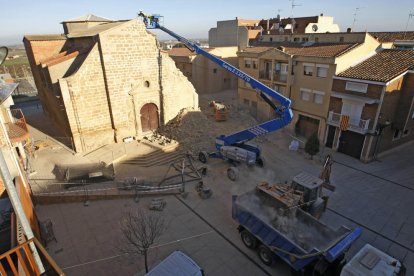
[366,85,387,161]
[0,118,45,273]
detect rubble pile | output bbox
[156,108,216,153]
[154,103,269,155]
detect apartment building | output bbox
[259,14,340,36]
[209,15,341,51]
[24,15,198,153]
[237,32,380,141]
[327,49,414,161]
[167,47,238,94]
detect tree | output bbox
[305,133,320,160]
[119,209,165,273]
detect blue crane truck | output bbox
[232,187,362,275]
[140,14,294,181]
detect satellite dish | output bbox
[0,47,8,65]
[312,24,318,32]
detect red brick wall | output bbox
[332,79,383,99]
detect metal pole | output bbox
[0,115,45,273]
[0,151,45,273]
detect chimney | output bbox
[347,27,352,33]
[267,19,270,30]
[320,13,324,16]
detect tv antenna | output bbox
[352,7,364,30]
[404,10,414,39]
[289,0,301,33]
[276,9,282,21]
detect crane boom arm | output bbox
[147,16,293,146]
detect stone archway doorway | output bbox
[140,103,159,133]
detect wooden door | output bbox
[140,103,159,133]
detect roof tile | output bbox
[243,42,358,57]
[369,32,414,42]
[338,49,414,82]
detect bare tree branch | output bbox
[119,209,165,273]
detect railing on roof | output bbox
[4,109,30,144]
[328,111,371,134]
[0,237,64,276]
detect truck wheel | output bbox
[227,167,239,181]
[258,245,274,266]
[241,230,257,249]
[198,151,208,163]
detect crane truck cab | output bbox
[340,244,406,276]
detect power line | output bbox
[62,230,215,270]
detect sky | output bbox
[1,0,413,45]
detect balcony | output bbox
[259,71,271,80]
[328,111,371,134]
[0,237,64,275]
[4,109,30,144]
[273,72,287,83]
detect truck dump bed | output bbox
[234,190,350,253]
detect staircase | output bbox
[122,140,184,167]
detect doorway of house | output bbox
[140,103,159,133]
[325,125,336,148]
[338,131,365,159]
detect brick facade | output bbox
[328,73,414,162]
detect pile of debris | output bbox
[156,108,215,153]
[155,104,269,154]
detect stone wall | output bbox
[61,45,114,152]
[61,19,197,152]
[25,19,198,153]
[97,19,197,142]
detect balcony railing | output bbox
[4,109,30,144]
[0,237,64,276]
[273,72,287,83]
[259,71,271,80]
[328,111,371,133]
